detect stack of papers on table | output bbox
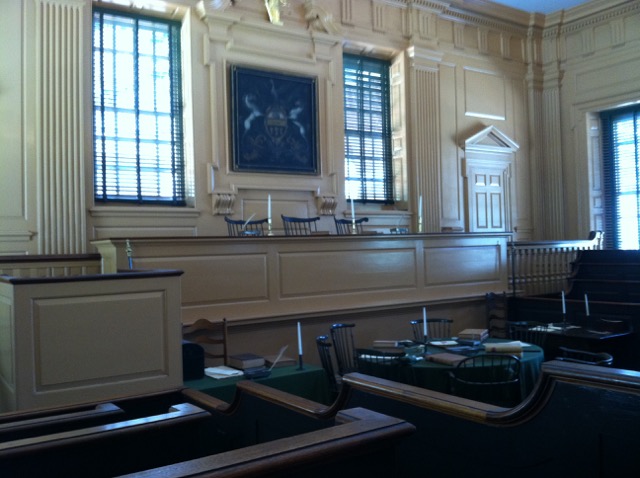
[429,340,459,347]
[426,352,467,366]
[483,341,525,357]
[204,366,245,379]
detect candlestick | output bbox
[584,293,590,317]
[267,194,274,236]
[422,307,428,342]
[561,290,566,315]
[297,321,304,370]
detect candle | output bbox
[561,290,566,315]
[423,307,428,340]
[350,197,355,221]
[297,321,303,355]
[267,194,272,222]
[584,293,590,316]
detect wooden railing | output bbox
[509,231,604,297]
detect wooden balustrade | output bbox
[508,231,604,297]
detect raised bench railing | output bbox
[509,231,604,297]
[0,254,102,277]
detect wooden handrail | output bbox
[508,231,604,297]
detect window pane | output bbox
[93,9,184,205]
[601,107,640,249]
[343,54,393,203]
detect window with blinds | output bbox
[343,54,393,203]
[93,9,185,205]
[601,105,640,249]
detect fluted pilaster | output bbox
[35,0,89,253]
[407,46,442,232]
[541,76,565,239]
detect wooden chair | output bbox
[448,353,522,407]
[334,216,369,235]
[316,335,340,399]
[410,318,453,342]
[183,318,229,366]
[507,321,549,349]
[224,216,268,237]
[281,215,320,236]
[355,348,414,385]
[330,323,358,376]
[485,291,508,338]
[555,346,614,366]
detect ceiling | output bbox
[489,0,593,14]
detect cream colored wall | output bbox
[1,0,638,253]
[543,1,640,239]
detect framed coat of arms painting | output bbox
[230,65,319,175]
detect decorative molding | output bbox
[500,33,511,60]
[372,1,386,32]
[581,27,595,56]
[453,23,465,49]
[557,0,640,35]
[478,28,489,54]
[304,0,342,35]
[0,231,37,242]
[462,125,520,154]
[341,0,355,26]
[316,195,338,215]
[610,18,625,47]
[213,192,236,215]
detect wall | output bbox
[1,0,638,249]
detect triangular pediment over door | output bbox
[462,126,519,233]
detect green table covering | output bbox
[358,338,544,401]
[185,364,332,405]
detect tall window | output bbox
[93,8,185,205]
[343,54,393,203]
[601,105,640,249]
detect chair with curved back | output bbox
[448,353,522,407]
[329,323,358,376]
[507,321,549,349]
[224,216,268,237]
[316,335,340,399]
[183,318,229,366]
[410,318,453,342]
[334,216,369,235]
[281,215,320,236]
[355,347,415,384]
[555,346,614,366]
[485,291,508,338]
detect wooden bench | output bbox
[336,362,640,476]
[0,385,415,477]
[0,402,123,442]
[215,360,640,477]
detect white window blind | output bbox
[93,9,185,205]
[601,106,640,249]
[343,54,393,203]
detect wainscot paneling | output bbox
[93,233,510,324]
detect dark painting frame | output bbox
[230,65,319,175]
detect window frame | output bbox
[343,53,394,204]
[601,104,640,249]
[92,7,186,206]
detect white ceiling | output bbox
[489,0,593,14]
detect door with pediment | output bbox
[462,126,518,233]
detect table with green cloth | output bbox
[358,338,544,401]
[185,364,332,405]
